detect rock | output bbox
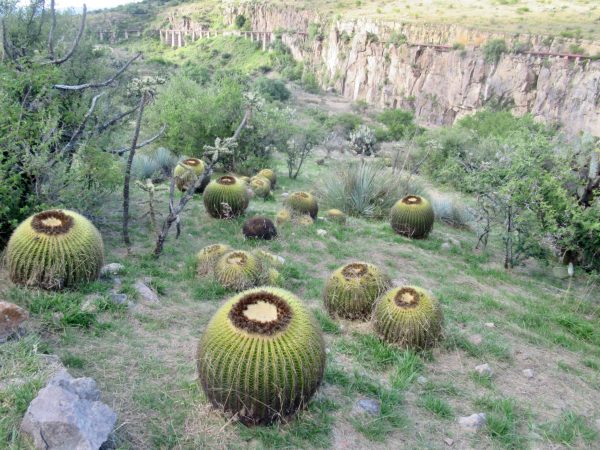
[522,369,535,379]
[112,277,122,291]
[468,334,483,345]
[0,301,28,343]
[316,229,327,237]
[484,322,495,328]
[354,398,381,416]
[21,370,117,450]
[100,263,124,277]
[443,437,454,446]
[110,293,129,305]
[417,376,428,385]
[441,242,452,250]
[475,363,493,376]
[134,279,159,303]
[281,192,289,198]
[459,413,487,431]
[276,255,285,265]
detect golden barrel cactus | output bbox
[197,287,326,424]
[174,158,208,193]
[390,195,434,239]
[5,209,104,289]
[196,243,232,276]
[323,262,390,320]
[203,175,250,219]
[326,209,347,224]
[373,286,443,349]
[249,176,271,199]
[288,192,319,219]
[214,250,262,291]
[257,168,276,188]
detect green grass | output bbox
[314,309,341,335]
[417,393,454,419]
[540,411,598,446]
[474,396,527,448]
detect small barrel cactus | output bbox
[197,287,326,424]
[250,176,271,199]
[275,209,291,225]
[323,262,390,320]
[5,209,104,289]
[243,216,278,240]
[295,215,314,226]
[239,175,251,183]
[288,192,319,219]
[174,158,209,193]
[214,250,262,291]
[253,249,285,269]
[257,168,276,188]
[264,267,284,286]
[373,286,443,349]
[203,175,250,219]
[196,243,232,276]
[326,209,347,224]
[390,195,434,239]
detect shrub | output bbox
[389,32,408,46]
[377,109,423,140]
[234,14,246,29]
[349,125,378,155]
[253,77,291,101]
[482,39,508,63]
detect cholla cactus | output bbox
[203,137,236,163]
[349,125,377,156]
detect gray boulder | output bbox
[21,370,116,450]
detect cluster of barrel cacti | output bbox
[323,261,443,350]
[247,168,276,199]
[196,244,285,291]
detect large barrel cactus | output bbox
[203,175,249,219]
[243,216,277,240]
[249,176,271,199]
[196,243,232,276]
[257,168,276,188]
[197,287,326,424]
[323,262,390,320]
[373,286,443,349]
[174,158,209,193]
[288,192,319,219]
[390,195,434,239]
[214,250,262,291]
[5,209,104,289]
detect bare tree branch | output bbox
[95,104,140,134]
[53,52,141,90]
[109,124,166,156]
[42,4,86,65]
[47,0,56,59]
[60,91,105,158]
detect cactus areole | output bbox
[197,287,326,424]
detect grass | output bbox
[540,411,598,446]
[417,393,454,419]
[474,396,527,448]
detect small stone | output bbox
[354,398,381,416]
[484,322,495,328]
[459,413,487,431]
[100,263,124,277]
[21,370,117,450]
[468,334,483,345]
[441,242,452,250]
[112,277,122,290]
[522,369,535,379]
[134,279,159,303]
[316,229,327,237]
[0,301,28,343]
[281,192,289,198]
[417,376,428,385]
[276,256,285,265]
[443,437,454,446]
[475,363,493,376]
[110,293,129,305]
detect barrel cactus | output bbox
[263,267,284,286]
[326,209,347,224]
[323,262,390,320]
[203,175,249,219]
[174,158,209,193]
[373,286,443,349]
[196,243,232,276]
[239,176,251,183]
[288,192,319,219]
[197,287,326,424]
[257,168,276,188]
[295,215,314,226]
[390,195,434,239]
[5,209,104,289]
[214,250,262,291]
[275,209,291,225]
[250,176,271,199]
[253,250,285,269]
[243,216,278,240]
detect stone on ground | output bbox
[353,398,381,416]
[134,278,159,303]
[100,263,124,277]
[459,413,487,431]
[21,369,117,450]
[475,363,493,376]
[522,368,535,379]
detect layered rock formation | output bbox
[225,4,600,136]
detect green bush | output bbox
[482,39,508,63]
[377,109,423,140]
[325,113,362,136]
[234,15,246,29]
[253,77,291,102]
[389,32,408,47]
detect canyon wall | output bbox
[225,4,600,136]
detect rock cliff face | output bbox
[225,4,600,136]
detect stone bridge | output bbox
[158,29,307,50]
[95,29,142,43]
